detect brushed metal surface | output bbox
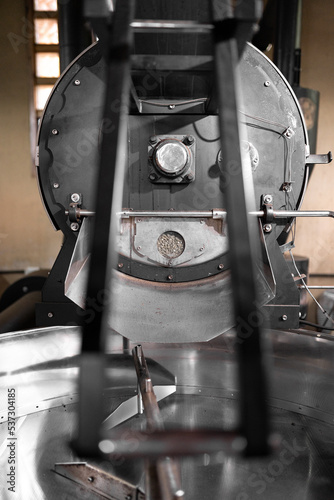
[0,327,334,499]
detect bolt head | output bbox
[48,312,54,318]
[282,314,288,321]
[263,224,272,233]
[218,263,224,270]
[185,135,195,145]
[263,194,272,204]
[71,193,80,203]
[53,182,59,189]
[149,173,157,181]
[264,80,271,87]
[167,275,173,280]
[185,173,194,181]
[149,136,158,144]
[51,129,59,135]
[118,263,124,269]
[168,104,176,110]
[70,222,79,231]
[74,79,81,86]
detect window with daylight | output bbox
[33,0,60,117]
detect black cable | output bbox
[300,319,334,332]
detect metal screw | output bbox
[199,247,204,252]
[150,136,158,144]
[167,275,173,280]
[71,222,79,231]
[168,104,175,109]
[264,80,271,87]
[200,219,205,224]
[149,173,157,181]
[218,263,224,270]
[53,182,59,189]
[74,79,81,86]
[47,312,54,318]
[87,476,94,483]
[185,173,194,181]
[137,219,142,223]
[71,193,80,203]
[51,129,59,135]
[137,246,141,251]
[263,224,272,233]
[282,314,288,321]
[263,194,272,204]
[186,135,195,145]
[118,263,124,269]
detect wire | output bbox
[289,249,334,327]
[300,320,334,332]
[239,110,288,131]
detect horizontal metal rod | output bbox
[131,20,214,33]
[99,429,248,458]
[66,209,334,220]
[298,285,334,289]
[273,210,334,218]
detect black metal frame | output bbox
[74,0,269,474]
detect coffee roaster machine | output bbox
[1,1,334,499]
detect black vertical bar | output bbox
[211,0,269,455]
[57,0,85,72]
[75,0,136,455]
[274,0,299,85]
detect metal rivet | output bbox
[218,263,224,270]
[263,224,272,233]
[186,173,194,181]
[167,275,173,280]
[199,247,204,252]
[200,219,205,224]
[53,182,59,189]
[137,246,141,251]
[264,80,271,87]
[150,136,158,144]
[118,263,124,269]
[48,312,54,318]
[51,129,59,135]
[137,219,141,223]
[71,222,79,231]
[282,314,288,321]
[71,193,80,203]
[263,194,272,204]
[74,79,81,86]
[87,476,94,483]
[168,104,175,109]
[149,173,157,181]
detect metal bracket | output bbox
[68,193,83,224]
[306,152,333,165]
[54,462,145,500]
[261,194,274,224]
